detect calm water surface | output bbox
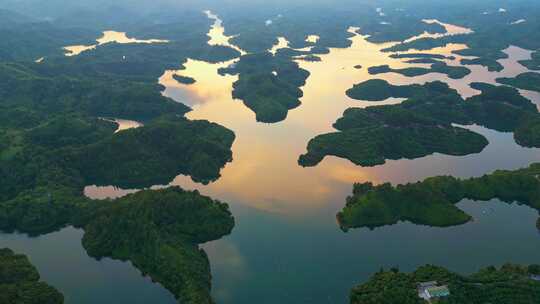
[64,31,169,56]
[3,12,540,304]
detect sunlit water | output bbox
[100,118,143,133]
[63,31,169,56]
[5,12,540,304]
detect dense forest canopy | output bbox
[351,264,540,304]
[338,163,540,231]
[0,248,64,304]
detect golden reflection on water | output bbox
[85,15,540,214]
[403,19,474,43]
[205,10,246,55]
[63,31,169,56]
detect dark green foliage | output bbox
[497,72,540,93]
[79,187,234,304]
[338,163,540,230]
[302,81,540,167]
[76,116,235,187]
[389,53,455,60]
[529,265,540,275]
[26,116,116,148]
[368,62,471,79]
[0,21,99,62]
[519,51,540,71]
[296,54,322,62]
[405,58,443,64]
[461,57,504,72]
[173,74,196,85]
[346,79,424,101]
[350,269,424,304]
[219,52,310,123]
[0,248,64,304]
[351,264,540,304]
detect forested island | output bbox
[300,81,540,167]
[338,163,540,231]
[0,248,64,304]
[219,52,310,123]
[350,264,540,304]
[368,62,471,79]
[346,79,425,101]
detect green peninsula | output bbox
[219,52,310,123]
[173,74,196,85]
[0,248,64,304]
[338,163,540,231]
[301,81,540,167]
[497,72,540,93]
[351,264,540,304]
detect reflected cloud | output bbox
[202,239,249,302]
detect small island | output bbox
[338,163,540,231]
[368,62,471,79]
[0,248,64,304]
[346,79,424,101]
[519,50,540,71]
[351,264,540,304]
[301,81,540,167]
[173,74,196,85]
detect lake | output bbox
[3,11,540,304]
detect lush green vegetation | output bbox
[173,74,196,85]
[0,31,237,302]
[346,79,424,101]
[519,51,540,71]
[0,62,190,121]
[351,264,540,304]
[368,63,471,79]
[389,53,455,60]
[497,72,540,93]
[338,163,540,230]
[78,187,235,304]
[380,2,540,73]
[0,248,64,304]
[302,81,540,167]
[219,52,310,123]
